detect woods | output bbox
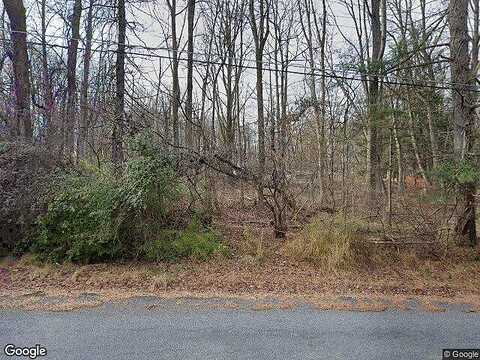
[0,0,479,264]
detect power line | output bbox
[4,31,455,85]
[1,36,476,93]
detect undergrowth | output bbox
[141,219,228,261]
[31,135,225,264]
[283,214,373,270]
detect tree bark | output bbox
[249,0,269,203]
[78,0,94,160]
[113,0,125,166]
[65,0,82,155]
[449,0,477,246]
[3,0,32,140]
[185,0,195,147]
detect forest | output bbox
[0,0,479,297]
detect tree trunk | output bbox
[40,0,54,145]
[367,0,386,204]
[65,0,82,155]
[407,102,428,185]
[78,0,94,160]
[249,0,269,203]
[168,0,180,149]
[425,101,439,170]
[113,0,125,166]
[185,0,195,147]
[3,0,32,140]
[392,106,404,193]
[449,0,477,246]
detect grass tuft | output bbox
[283,215,373,270]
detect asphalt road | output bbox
[1,298,479,360]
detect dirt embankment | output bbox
[1,252,480,312]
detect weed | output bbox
[240,227,267,263]
[141,219,227,261]
[283,215,373,270]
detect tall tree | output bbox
[166,0,180,148]
[78,0,95,160]
[40,0,54,145]
[367,0,387,203]
[449,0,478,246]
[113,0,125,166]
[185,0,195,146]
[248,0,269,201]
[3,0,32,140]
[299,0,327,203]
[65,0,82,155]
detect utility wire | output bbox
[1,37,477,93]
[3,31,466,89]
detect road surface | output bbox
[1,297,479,360]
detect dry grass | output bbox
[2,184,480,311]
[283,215,373,270]
[238,226,268,264]
[3,249,480,302]
[251,301,296,311]
[1,285,480,313]
[310,297,389,312]
[150,271,176,292]
[420,299,447,312]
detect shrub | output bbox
[0,142,57,255]
[434,160,480,190]
[239,227,267,263]
[284,215,372,270]
[141,219,227,261]
[33,169,123,263]
[32,140,184,263]
[31,132,227,264]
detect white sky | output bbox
[2,0,453,124]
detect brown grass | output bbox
[420,300,447,312]
[283,215,376,270]
[310,297,389,312]
[2,184,480,311]
[251,301,296,311]
[238,226,268,264]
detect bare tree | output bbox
[185,0,196,147]
[65,0,82,155]
[248,0,270,202]
[367,0,387,202]
[40,0,54,145]
[3,0,32,140]
[449,0,478,246]
[78,0,95,159]
[299,0,327,204]
[113,0,126,166]
[166,0,180,148]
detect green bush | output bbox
[33,171,122,263]
[32,137,185,263]
[31,132,228,264]
[434,160,480,190]
[142,220,227,262]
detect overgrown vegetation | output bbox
[31,137,225,263]
[141,219,227,261]
[0,141,56,255]
[435,160,480,191]
[284,215,374,270]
